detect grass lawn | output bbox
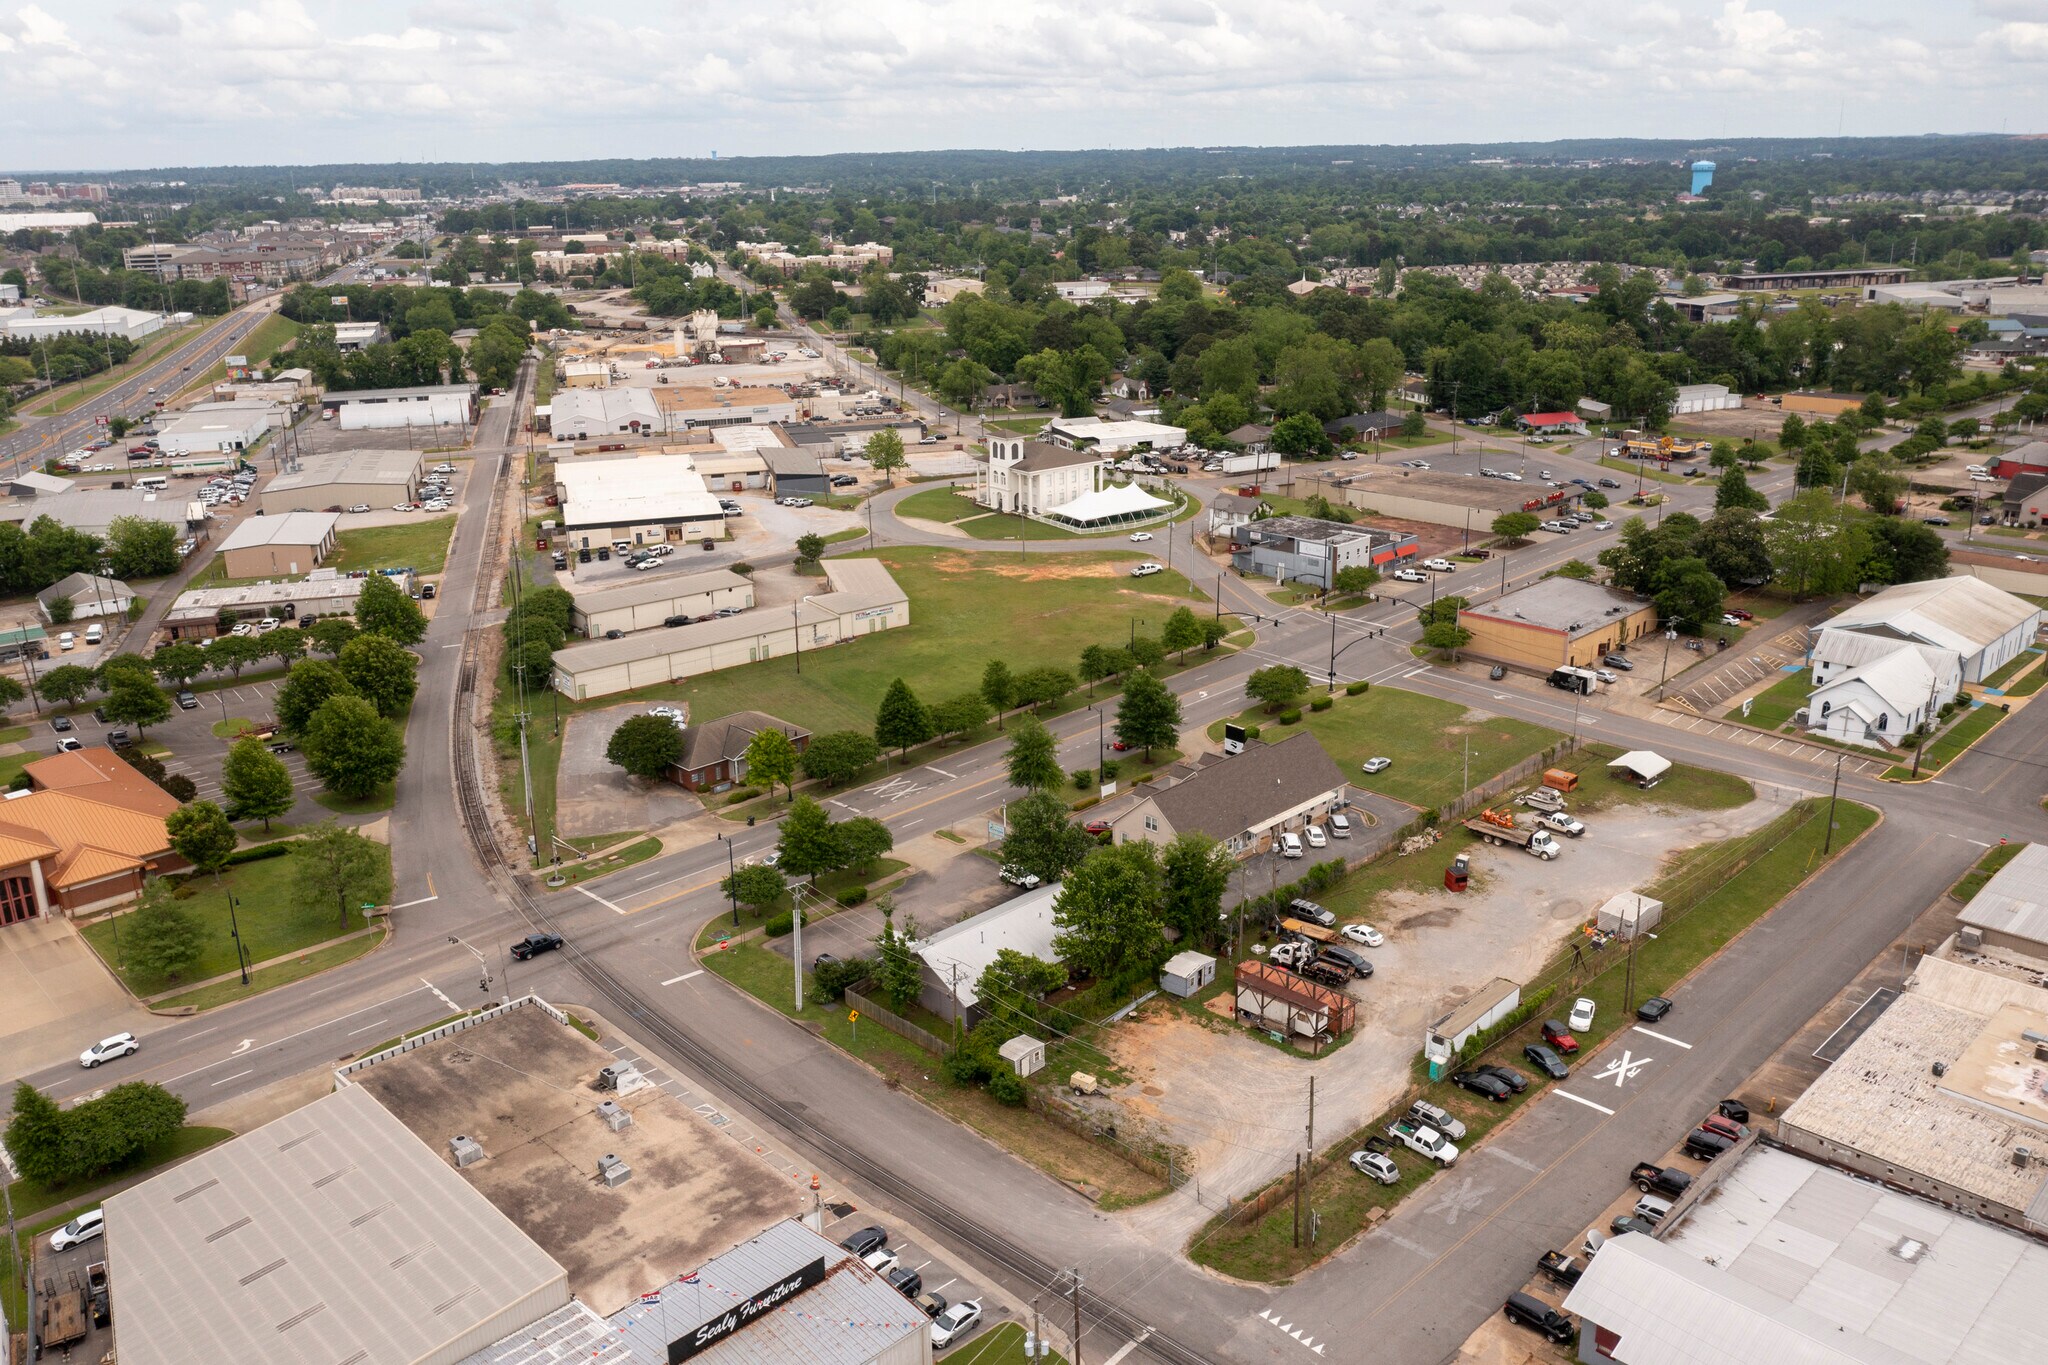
[951,1322,1069,1365]
[1598,457,1689,486]
[153,930,386,1011]
[1194,796,1877,1282]
[641,547,1235,736]
[987,416,1053,434]
[315,781,396,814]
[78,847,392,997]
[1983,648,2043,691]
[0,750,36,788]
[1886,703,2005,780]
[0,1125,232,1226]
[694,858,911,949]
[545,836,662,886]
[1950,841,2024,903]
[1207,687,1560,812]
[1557,743,1756,813]
[1727,668,1811,728]
[2009,662,2048,697]
[330,516,459,575]
[820,526,868,546]
[896,485,987,523]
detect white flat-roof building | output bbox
[569,567,754,637]
[154,402,282,455]
[103,1084,569,1365]
[0,211,98,233]
[548,387,660,439]
[332,320,385,351]
[550,559,908,700]
[553,455,725,544]
[323,383,476,431]
[261,449,423,513]
[0,486,203,538]
[1670,382,1741,414]
[163,572,374,640]
[1043,415,1187,452]
[1,304,163,343]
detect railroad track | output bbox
[443,368,1211,1365]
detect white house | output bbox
[1818,576,2042,684]
[912,882,1064,1025]
[1807,644,1958,749]
[977,437,1110,517]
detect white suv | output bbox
[51,1209,104,1251]
[80,1032,139,1068]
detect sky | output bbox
[2,0,2046,172]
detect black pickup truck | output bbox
[1631,1162,1694,1198]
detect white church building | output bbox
[976,436,1172,529]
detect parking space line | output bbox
[210,1069,253,1086]
[1554,1091,1615,1115]
[661,970,702,985]
[1632,1026,1691,1049]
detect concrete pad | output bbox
[353,1005,803,1312]
[556,702,703,839]
[0,915,156,1082]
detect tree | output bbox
[1000,790,1095,883]
[276,659,356,734]
[1012,666,1075,711]
[931,691,991,742]
[1492,511,1540,542]
[1714,464,1769,513]
[204,632,267,679]
[794,532,826,567]
[1850,451,1909,516]
[5,1082,69,1186]
[777,796,841,885]
[1951,417,1981,444]
[864,427,907,483]
[1127,635,1166,669]
[1052,842,1165,982]
[981,659,1015,730]
[1078,643,1125,693]
[103,515,180,579]
[104,674,171,732]
[836,815,894,872]
[1864,517,1950,586]
[873,677,933,760]
[520,584,575,631]
[1270,412,1326,456]
[743,726,799,801]
[355,573,427,645]
[1654,557,1728,633]
[1331,565,1379,598]
[1246,664,1309,712]
[721,863,785,913]
[874,900,923,1013]
[1555,559,1597,580]
[337,633,418,718]
[123,878,206,983]
[1694,510,1773,587]
[977,948,1067,1008]
[302,695,405,799]
[798,730,878,786]
[292,820,389,929]
[36,662,97,707]
[1161,606,1204,660]
[1794,443,1839,490]
[1582,491,1609,510]
[1005,714,1065,793]
[1160,832,1233,942]
[1400,410,1428,438]
[166,800,238,881]
[1779,413,1808,450]
[222,738,294,830]
[506,639,557,692]
[936,357,991,409]
[300,617,356,656]
[606,713,684,779]
[1768,490,1871,597]
[1422,620,1473,659]
[1115,668,1182,759]
[267,628,308,666]
[1709,440,1740,471]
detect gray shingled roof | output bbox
[676,711,809,774]
[1148,733,1344,840]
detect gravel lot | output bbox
[555,702,701,839]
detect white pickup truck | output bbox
[1386,1117,1460,1166]
[1538,811,1587,837]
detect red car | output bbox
[1698,1113,1749,1142]
[1540,1020,1580,1054]
[1723,608,1754,621]
[1083,819,1112,837]
[1110,740,1131,752]
[128,445,152,455]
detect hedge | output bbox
[763,908,810,937]
[1310,696,1333,712]
[1346,680,1370,696]
[1455,985,1555,1066]
[225,841,293,866]
[1278,710,1302,725]
[836,887,867,907]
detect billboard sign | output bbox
[667,1256,828,1363]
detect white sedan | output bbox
[931,1300,983,1349]
[1305,825,1327,848]
[1341,923,1384,947]
[1129,531,1154,542]
[1594,669,1620,684]
[1569,996,1597,1031]
[1361,756,1392,774]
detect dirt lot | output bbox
[1100,791,1789,1240]
[556,702,701,838]
[353,1006,803,1312]
[1671,404,1788,445]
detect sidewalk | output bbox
[138,924,386,1006]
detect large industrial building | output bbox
[1042,415,1187,452]
[546,387,660,438]
[322,383,476,431]
[569,567,754,637]
[261,449,423,513]
[553,454,726,547]
[0,483,205,538]
[0,303,164,342]
[550,559,908,700]
[162,572,373,639]
[217,511,339,578]
[652,384,800,430]
[1458,578,1660,671]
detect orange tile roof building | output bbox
[0,747,183,927]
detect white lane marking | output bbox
[924,766,955,780]
[661,971,703,985]
[230,1038,253,1055]
[210,1069,253,1086]
[578,885,627,914]
[1103,1340,1150,1365]
[442,642,464,648]
[345,1020,390,1036]
[1382,1232,1436,1258]
[1555,1090,1615,1115]
[1633,1025,1692,1050]
[422,976,459,1010]
[389,894,440,909]
[1962,837,1991,847]
[1486,1147,1541,1173]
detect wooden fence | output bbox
[843,984,951,1056]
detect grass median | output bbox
[1189,795,1877,1282]
[1884,702,2005,780]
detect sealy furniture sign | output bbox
[667,1256,828,1363]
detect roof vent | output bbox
[1891,1237,1927,1262]
[1932,1061,1948,1077]
[448,1135,484,1167]
[2015,1146,2035,1169]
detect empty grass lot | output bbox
[1726,668,1812,728]
[652,547,1233,735]
[1207,687,1561,811]
[896,484,1189,541]
[79,846,391,998]
[330,516,458,575]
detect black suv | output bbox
[1503,1292,1574,1343]
[1684,1127,1735,1161]
[840,1225,888,1257]
[1318,944,1373,979]
[509,932,564,960]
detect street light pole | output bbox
[717,833,740,925]
[228,893,250,986]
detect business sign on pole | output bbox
[225,355,248,368]
[667,1257,828,1363]
[330,295,349,306]
[1741,697,1753,718]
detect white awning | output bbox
[1045,482,1171,526]
[1607,750,1672,781]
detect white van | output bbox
[1278,831,1304,859]
[136,476,168,492]
[57,631,75,651]
[84,624,103,646]
[1329,812,1351,839]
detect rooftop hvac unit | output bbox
[597,1063,640,1091]
[1959,927,1983,951]
[1931,1061,1948,1078]
[598,1152,632,1187]
[2014,1146,2034,1170]
[597,1100,632,1132]
[449,1135,485,1167]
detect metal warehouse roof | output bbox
[267,449,422,491]
[1463,577,1645,637]
[572,568,751,617]
[1956,842,2048,949]
[605,1219,925,1365]
[1827,577,2041,657]
[217,510,339,551]
[103,1084,567,1365]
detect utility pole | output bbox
[1910,675,1940,778]
[1292,1151,1304,1247]
[1306,1074,1316,1157]
[1823,751,1844,855]
[1069,1269,1084,1365]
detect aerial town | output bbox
[2,9,2047,1365]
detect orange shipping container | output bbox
[1542,768,1580,793]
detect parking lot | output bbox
[555,702,703,838]
[815,1204,1006,1354]
[28,1208,114,1363]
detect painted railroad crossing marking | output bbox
[1592,1049,1653,1088]
[1256,1309,1326,1355]
[867,776,929,803]
[1424,1175,1494,1226]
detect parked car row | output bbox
[837,1224,984,1349]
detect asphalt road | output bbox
[15,325,2046,1364]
